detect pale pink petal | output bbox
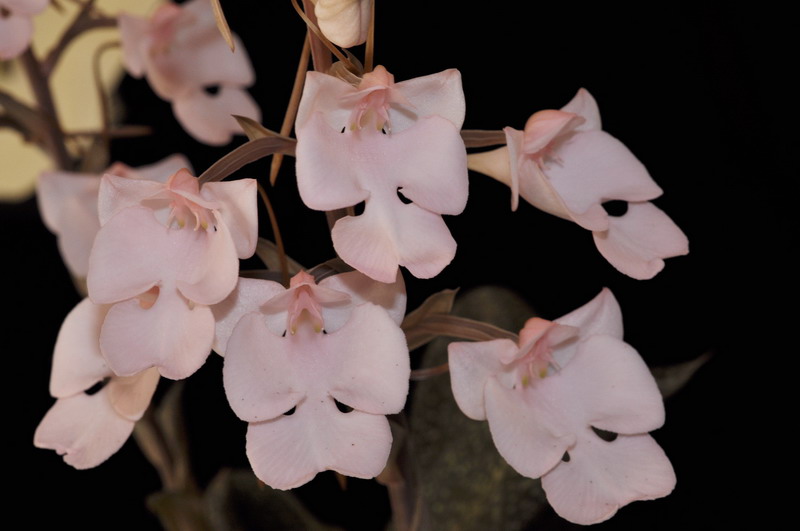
[97,174,169,226]
[484,377,576,479]
[559,336,665,434]
[175,212,239,305]
[106,368,159,421]
[295,114,370,211]
[202,179,258,258]
[100,290,215,379]
[223,313,305,422]
[320,269,406,327]
[34,392,134,470]
[172,86,260,146]
[129,154,193,183]
[88,207,166,304]
[521,110,583,155]
[4,0,49,15]
[117,13,148,78]
[448,339,516,421]
[556,287,623,341]
[542,433,676,525]
[49,298,110,398]
[332,200,456,283]
[392,69,466,132]
[246,399,392,490]
[542,130,663,220]
[0,13,32,61]
[37,171,101,277]
[212,277,285,355]
[321,304,410,414]
[295,72,354,133]
[593,201,689,280]
[560,88,602,132]
[314,0,370,48]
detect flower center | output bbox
[513,318,577,387]
[287,272,325,334]
[345,66,410,133]
[148,3,184,55]
[164,170,218,231]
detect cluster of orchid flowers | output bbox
[4,0,689,526]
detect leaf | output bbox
[254,238,305,275]
[210,0,236,52]
[408,286,548,531]
[198,137,296,184]
[204,468,342,531]
[402,289,458,351]
[652,350,713,399]
[233,116,293,142]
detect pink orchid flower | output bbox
[87,169,257,380]
[0,0,47,60]
[222,271,410,489]
[34,298,159,469]
[37,155,190,279]
[118,0,260,145]
[295,66,468,282]
[312,0,371,48]
[448,289,676,524]
[468,89,688,279]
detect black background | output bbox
[4,2,790,529]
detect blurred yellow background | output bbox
[0,0,160,201]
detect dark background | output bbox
[4,2,790,529]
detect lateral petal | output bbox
[246,398,392,490]
[34,392,134,470]
[593,201,689,280]
[542,433,676,525]
[212,277,285,356]
[202,179,258,258]
[106,368,160,421]
[448,339,516,421]
[100,289,214,379]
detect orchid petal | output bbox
[37,172,101,277]
[542,433,676,525]
[593,201,689,280]
[100,290,214,379]
[0,12,32,61]
[34,392,134,470]
[246,400,392,490]
[117,13,148,77]
[88,207,167,304]
[4,0,48,16]
[556,287,623,340]
[448,339,516,421]
[97,175,169,227]
[106,368,160,421]
[484,377,575,479]
[392,69,466,131]
[172,86,261,146]
[322,304,410,415]
[202,179,258,258]
[49,299,110,398]
[295,72,354,133]
[332,200,457,283]
[541,130,663,221]
[560,88,602,131]
[560,335,665,434]
[175,212,239,305]
[223,313,304,422]
[212,277,285,355]
[320,269,406,327]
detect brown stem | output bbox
[19,49,72,169]
[42,1,117,76]
[270,34,311,185]
[66,125,153,138]
[411,314,519,343]
[133,409,178,490]
[461,129,507,148]
[410,363,450,381]
[257,183,291,287]
[364,0,375,72]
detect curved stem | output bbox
[270,34,311,185]
[20,49,71,169]
[257,183,291,287]
[292,0,354,70]
[42,1,117,77]
[364,0,375,72]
